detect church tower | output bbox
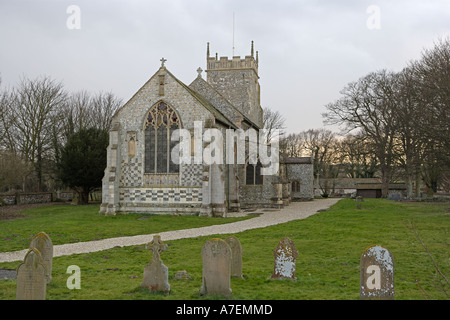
[205,41,263,128]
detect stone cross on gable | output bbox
[160,57,167,68]
[146,235,168,262]
[197,67,203,77]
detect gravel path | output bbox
[0,198,339,263]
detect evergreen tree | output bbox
[58,127,108,204]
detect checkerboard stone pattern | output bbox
[181,164,203,187]
[120,158,142,187]
[120,187,202,204]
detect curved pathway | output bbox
[0,198,340,263]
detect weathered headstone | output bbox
[225,235,244,279]
[16,248,47,300]
[175,270,191,280]
[389,194,401,201]
[271,237,298,280]
[360,245,394,300]
[200,238,232,296]
[29,232,53,283]
[141,235,170,294]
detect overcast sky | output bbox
[0,0,448,134]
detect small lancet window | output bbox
[292,180,301,193]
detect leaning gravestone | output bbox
[360,245,394,300]
[141,235,170,294]
[225,235,244,279]
[271,237,298,280]
[200,238,232,296]
[16,248,47,300]
[29,232,53,284]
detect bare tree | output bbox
[10,76,67,191]
[0,73,123,193]
[59,90,121,140]
[60,90,93,140]
[0,150,30,192]
[323,70,400,197]
[391,67,425,198]
[53,90,121,187]
[262,107,286,143]
[410,38,450,195]
[90,91,122,132]
[337,132,378,178]
[411,38,450,154]
[0,76,15,150]
[323,39,450,198]
[279,132,305,157]
[301,128,339,196]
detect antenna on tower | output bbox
[232,12,235,56]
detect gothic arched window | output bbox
[246,160,263,185]
[144,102,181,174]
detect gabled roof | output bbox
[166,68,238,129]
[189,75,260,130]
[112,67,237,129]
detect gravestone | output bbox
[29,232,53,283]
[141,235,170,294]
[388,194,401,201]
[271,237,298,280]
[225,235,244,279]
[200,238,232,296]
[175,270,191,280]
[16,248,47,300]
[360,245,394,300]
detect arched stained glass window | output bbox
[144,102,181,174]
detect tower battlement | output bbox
[205,41,262,128]
[206,41,259,76]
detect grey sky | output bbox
[0,0,448,134]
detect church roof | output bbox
[163,68,238,129]
[112,66,238,129]
[189,75,260,130]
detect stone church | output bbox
[100,42,313,216]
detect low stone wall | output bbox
[0,194,16,205]
[55,191,74,201]
[19,193,52,204]
[0,192,53,205]
[433,193,450,200]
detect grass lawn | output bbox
[0,204,252,252]
[0,199,448,300]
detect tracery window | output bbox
[144,102,181,174]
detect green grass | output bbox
[0,204,252,252]
[0,199,448,300]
